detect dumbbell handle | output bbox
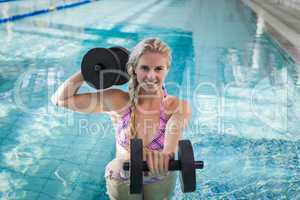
[123,160,204,171]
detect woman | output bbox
[51,38,191,200]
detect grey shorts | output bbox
[105,171,177,200]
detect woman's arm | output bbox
[51,71,129,114]
[163,99,191,153]
[144,99,191,175]
[51,70,83,105]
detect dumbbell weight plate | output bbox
[130,138,144,194]
[109,46,130,85]
[178,140,196,192]
[81,48,120,89]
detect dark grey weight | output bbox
[81,48,120,89]
[123,139,204,194]
[129,138,143,194]
[178,140,197,192]
[109,46,130,85]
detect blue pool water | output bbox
[0,0,300,199]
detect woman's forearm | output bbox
[51,70,84,104]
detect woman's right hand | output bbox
[143,148,174,176]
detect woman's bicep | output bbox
[55,93,100,113]
[54,89,128,114]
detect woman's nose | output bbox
[146,70,156,80]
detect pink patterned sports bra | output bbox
[116,87,168,151]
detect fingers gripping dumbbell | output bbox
[123,139,204,194]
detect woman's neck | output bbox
[136,88,164,110]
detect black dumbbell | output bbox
[109,46,130,86]
[123,138,204,194]
[81,46,130,89]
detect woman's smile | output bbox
[144,80,158,87]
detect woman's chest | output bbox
[111,111,162,145]
[135,113,161,143]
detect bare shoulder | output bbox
[104,88,130,114]
[162,95,191,118]
[105,88,128,99]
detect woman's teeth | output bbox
[145,82,157,86]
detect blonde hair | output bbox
[126,37,172,143]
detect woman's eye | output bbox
[141,66,149,71]
[140,66,163,72]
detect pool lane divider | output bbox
[0,0,99,24]
[0,0,18,3]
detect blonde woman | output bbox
[51,38,191,200]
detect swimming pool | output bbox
[0,0,300,199]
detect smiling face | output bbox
[135,52,169,94]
